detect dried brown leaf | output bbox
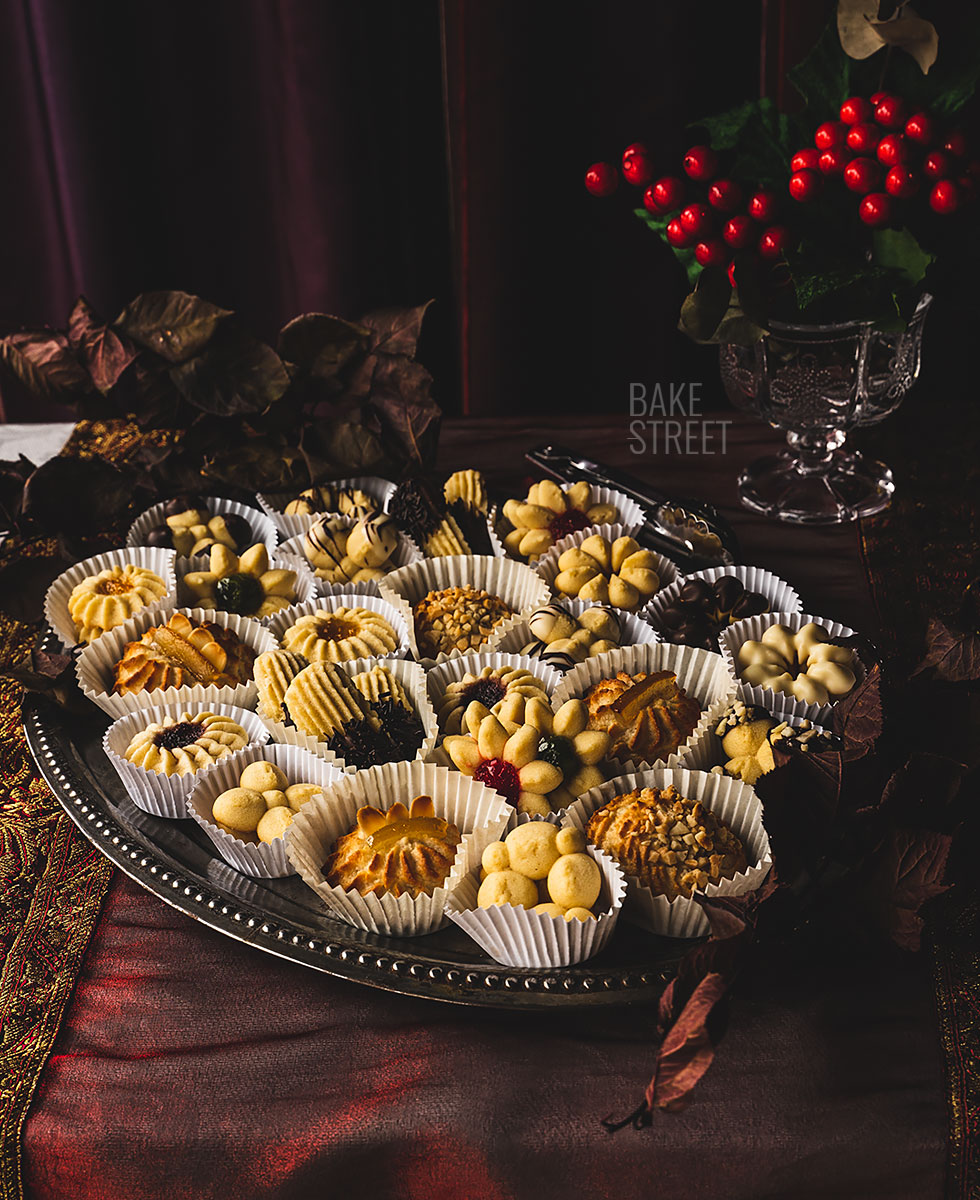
[648,973,729,1110]
[832,663,883,760]
[67,296,136,394]
[863,827,951,950]
[0,331,91,398]
[911,617,980,682]
[114,291,232,363]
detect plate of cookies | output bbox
[26,466,868,1009]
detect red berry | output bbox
[846,123,880,155]
[930,180,961,214]
[791,148,821,172]
[815,121,847,149]
[870,91,887,105]
[707,179,743,212]
[747,190,779,223]
[622,142,649,162]
[642,185,663,213]
[844,158,880,194]
[473,758,521,806]
[859,192,893,226]
[683,145,718,182]
[727,261,737,287]
[840,97,874,125]
[884,166,920,198]
[695,239,728,267]
[789,168,822,201]
[679,203,712,236]
[904,113,935,145]
[585,162,618,197]
[944,131,969,159]
[758,226,789,259]
[723,214,756,249]
[923,151,952,180]
[874,96,907,128]
[877,134,910,166]
[665,218,693,247]
[651,176,685,212]
[818,148,850,175]
[623,152,654,186]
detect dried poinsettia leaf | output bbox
[648,972,729,1111]
[358,300,433,358]
[170,326,289,416]
[114,291,232,364]
[861,826,952,950]
[0,330,92,399]
[0,640,90,713]
[277,314,371,380]
[911,616,980,682]
[877,752,968,827]
[67,296,136,394]
[755,749,843,882]
[0,455,34,529]
[831,663,883,760]
[19,456,140,538]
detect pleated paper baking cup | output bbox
[186,742,346,878]
[551,641,736,770]
[277,519,423,599]
[103,701,272,818]
[534,523,680,612]
[174,548,318,620]
[565,766,772,938]
[425,651,565,740]
[264,592,412,666]
[259,656,438,770]
[493,485,645,563]
[719,610,867,727]
[378,555,552,667]
[44,546,177,652]
[256,476,396,541]
[644,565,803,643]
[284,760,513,936]
[491,597,660,667]
[126,495,278,561]
[445,840,627,968]
[76,604,277,721]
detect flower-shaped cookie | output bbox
[436,665,552,735]
[736,622,857,706]
[443,699,609,815]
[183,544,297,618]
[280,607,400,663]
[501,480,619,560]
[553,534,661,610]
[68,564,169,642]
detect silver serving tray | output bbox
[24,694,686,1012]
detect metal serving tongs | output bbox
[524,444,739,571]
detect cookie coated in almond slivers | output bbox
[413,585,514,658]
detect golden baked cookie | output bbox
[349,665,411,709]
[322,794,462,898]
[281,661,374,738]
[585,670,701,764]
[123,711,249,775]
[552,534,660,610]
[284,484,374,518]
[112,612,256,696]
[68,564,168,643]
[413,585,513,658]
[436,664,551,735]
[304,513,399,584]
[585,783,747,900]
[280,607,399,663]
[736,621,857,706]
[253,649,309,722]
[182,543,297,619]
[501,479,619,561]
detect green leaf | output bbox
[678,268,733,343]
[170,327,289,416]
[690,97,797,189]
[788,20,852,114]
[0,331,92,398]
[872,227,934,287]
[277,313,371,380]
[114,291,232,363]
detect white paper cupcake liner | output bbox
[446,837,626,968]
[534,523,680,612]
[277,518,424,599]
[256,476,396,542]
[174,549,319,623]
[643,565,803,645]
[719,610,867,727]
[44,547,177,652]
[103,701,272,818]
[685,706,835,775]
[264,592,412,667]
[285,760,513,936]
[493,485,646,563]
[126,495,278,565]
[552,641,736,771]
[378,555,552,668]
[76,604,278,720]
[424,651,565,741]
[491,597,660,669]
[565,766,772,938]
[187,742,346,878]
[259,656,438,771]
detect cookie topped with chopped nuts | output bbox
[711,699,841,785]
[585,783,747,900]
[413,585,514,658]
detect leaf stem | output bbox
[877,43,894,92]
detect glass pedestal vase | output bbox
[718,294,932,525]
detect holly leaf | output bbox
[170,327,289,416]
[67,296,136,394]
[861,827,951,950]
[0,331,91,398]
[277,314,371,381]
[678,268,733,343]
[358,301,433,358]
[911,616,980,682]
[789,19,852,113]
[114,291,232,364]
[872,227,934,287]
[831,663,883,761]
